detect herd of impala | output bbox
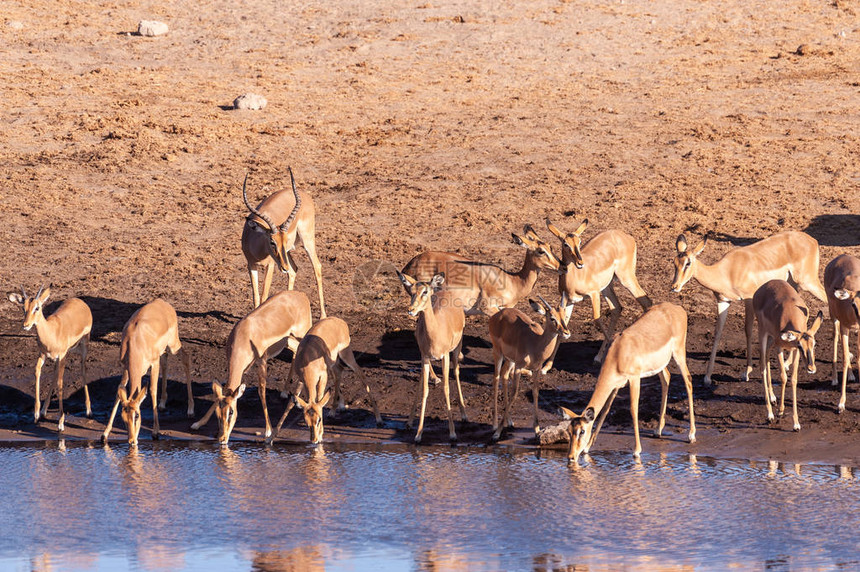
[6,171,860,465]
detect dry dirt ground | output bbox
[1,0,859,465]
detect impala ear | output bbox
[133,387,148,406]
[294,395,309,411]
[234,383,246,400]
[573,218,588,236]
[583,407,596,423]
[781,330,798,342]
[693,236,707,256]
[7,292,23,305]
[37,285,52,304]
[560,406,576,420]
[523,224,540,241]
[430,273,445,290]
[320,389,332,408]
[528,298,546,315]
[397,271,416,289]
[809,311,824,336]
[834,289,852,301]
[212,381,224,400]
[676,234,688,253]
[545,218,565,239]
[286,251,298,273]
[117,387,129,404]
[511,232,527,247]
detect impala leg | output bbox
[491,353,503,435]
[530,372,542,436]
[340,347,382,424]
[595,286,622,364]
[629,375,642,458]
[260,260,275,305]
[442,353,456,441]
[158,354,169,411]
[591,292,607,364]
[705,300,731,386]
[762,336,776,424]
[149,361,161,440]
[33,354,46,422]
[302,237,327,319]
[271,378,302,442]
[777,350,789,419]
[257,358,272,438]
[249,267,262,309]
[415,360,431,443]
[588,388,618,453]
[676,350,697,443]
[656,368,670,438]
[178,347,193,417]
[832,319,841,386]
[790,349,801,431]
[615,264,652,311]
[80,336,91,418]
[453,339,467,422]
[504,362,517,428]
[56,356,67,432]
[191,402,217,431]
[839,330,850,413]
[543,303,574,374]
[102,371,128,442]
[742,299,755,382]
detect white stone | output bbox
[138,20,168,37]
[6,21,24,30]
[233,93,267,110]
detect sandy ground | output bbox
[1,0,859,465]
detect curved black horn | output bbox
[280,167,302,232]
[242,172,277,232]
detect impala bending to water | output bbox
[753,279,823,431]
[241,168,326,318]
[101,299,193,445]
[270,317,382,444]
[190,290,313,445]
[398,272,468,443]
[561,302,696,464]
[671,231,826,385]
[544,218,651,369]
[7,285,92,431]
[489,295,571,440]
[824,254,860,413]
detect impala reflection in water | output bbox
[0,442,858,570]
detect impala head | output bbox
[397,272,445,316]
[780,310,824,374]
[7,285,51,331]
[213,381,246,446]
[118,386,148,446]
[561,406,595,464]
[671,234,707,293]
[243,169,301,275]
[834,288,860,322]
[512,225,563,273]
[529,295,571,340]
[295,390,332,444]
[545,218,587,270]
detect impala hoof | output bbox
[838,404,846,414]
[793,424,801,432]
[414,434,423,444]
[703,375,713,387]
[688,434,697,444]
[152,432,160,441]
[190,422,201,430]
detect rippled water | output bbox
[0,441,858,571]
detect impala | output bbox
[270,317,382,444]
[753,279,823,431]
[7,285,92,431]
[101,299,193,445]
[400,225,562,316]
[544,218,652,368]
[561,302,697,463]
[824,254,860,413]
[671,231,826,385]
[190,290,313,445]
[242,168,326,318]
[488,295,571,440]
[398,272,468,442]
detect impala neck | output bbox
[512,253,542,299]
[587,370,623,415]
[692,258,735,299]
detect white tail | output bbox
[671,231,826,385]
[398,272,468,443]
[7,285,92,431]
[101,299,193,445]
[241,169,326,318]
[753,279,824,431]
[560,302,696,463]
[270,317,382,444]
[824,254,860,413]
[190,290,313,445]
[488,296,571,440]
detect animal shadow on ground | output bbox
[804,214,860,247]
